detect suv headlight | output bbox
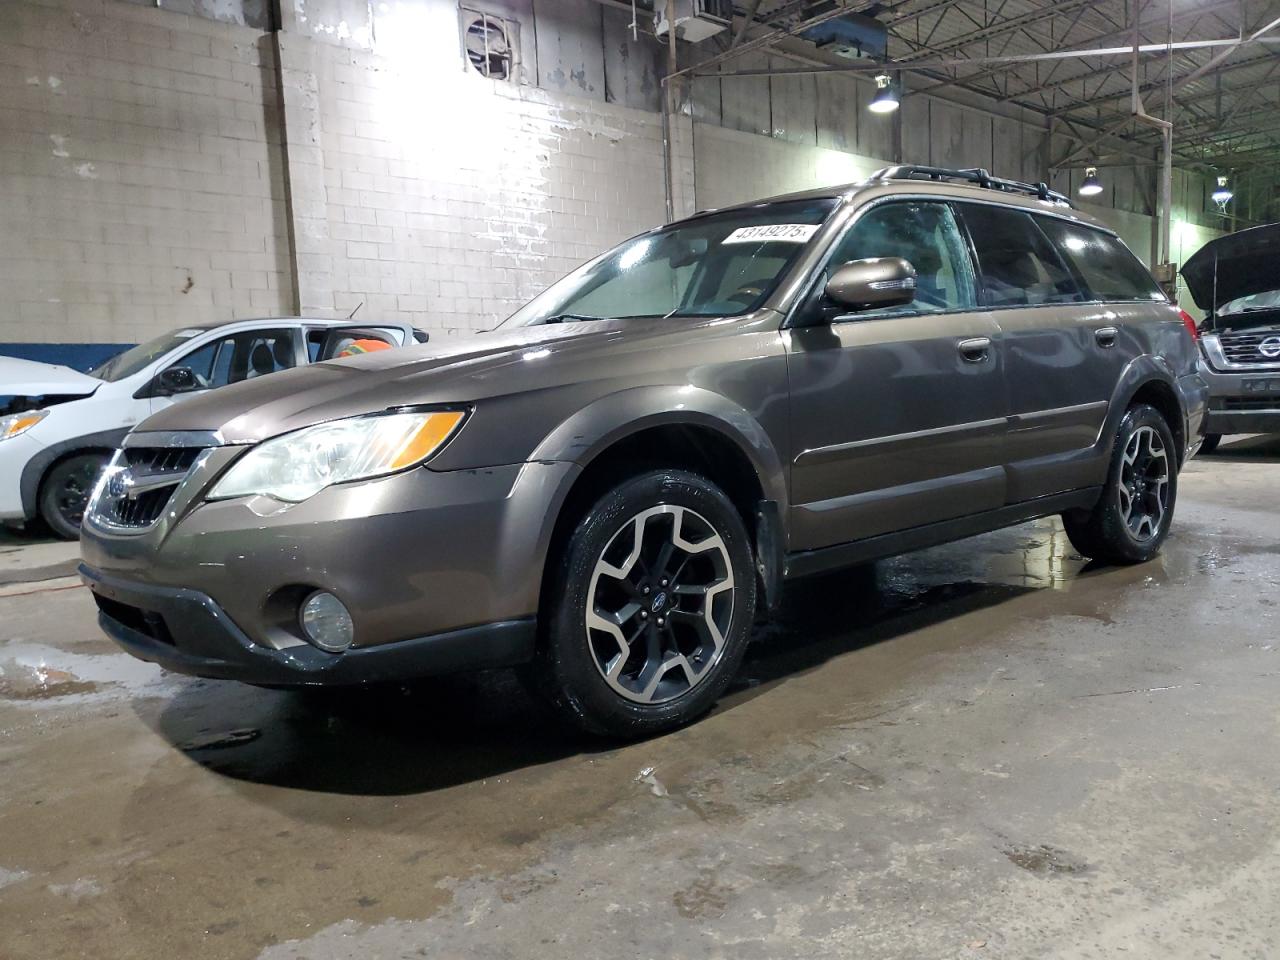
[0,409,48,441]
[209,410,467,503]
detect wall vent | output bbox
[460,8,518,81]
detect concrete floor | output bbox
[1,437,1277,960]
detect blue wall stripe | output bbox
[0,343,131,373]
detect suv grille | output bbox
[92,447,204,530]
[1222,397,1280,412]
[1217,331,1280,366]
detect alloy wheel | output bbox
[586,505,735,704]
[1119,425,1169,542]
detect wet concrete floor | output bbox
[1,436,1277,959]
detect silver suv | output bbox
[80,166,1208,737]
[1181,223,1280,453]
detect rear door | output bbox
[785,199,1007,551]
[955,203,1127,502]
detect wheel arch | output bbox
[531,388,787,623]
[1103,355,1187,465]
[20,428,126,520]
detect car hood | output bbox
[1181,222,1280,312]
[135,318,738,444]
[0,355,101,397]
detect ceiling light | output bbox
[869,74,899,114]
[1078,167,1104,197]
[1211,175,1232,204]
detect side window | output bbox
[958,204,1085,307]
[825,201,977,317]
[166,329,297,389]
[1034,218,1165,302]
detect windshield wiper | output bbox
[541,313,603,324]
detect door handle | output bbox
[1095,326,1119,348]
[957,337,992,362]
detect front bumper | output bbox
[1198,356,1280,435]
[81,563,534,685]
[0,433,42,521]
[80,458,578,685]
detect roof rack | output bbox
[869,165,1073,208]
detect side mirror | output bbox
[156,366,199,396]
[824,257,917,313]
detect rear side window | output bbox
[1034,218,1165,302]
[958,204,1084,307]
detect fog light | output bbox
[299,591,353,653]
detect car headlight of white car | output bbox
[0,409,48,441]
[209,410,467,503]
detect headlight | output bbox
[209,410,466,503]
[0,409,48,441]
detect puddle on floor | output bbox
[0,643,171,706]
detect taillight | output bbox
[1179,309,1200,342]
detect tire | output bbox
[39,452,109,540]
[526,469,757,738]
[1198,433,1221,456]
[1062,404,1177,565]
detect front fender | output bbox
[528,385,789,511]
[20,427,128,519]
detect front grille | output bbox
[91,446,204,530]
[1222,397,1280,412]
[1217,331,1280,366]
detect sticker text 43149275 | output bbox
[722,224,820,245]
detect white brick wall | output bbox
[0,0,293,344]
[297,29,692,334]
[0,0,1224,346]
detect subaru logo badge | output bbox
[651,591,667,612]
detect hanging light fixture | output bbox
[1078,166,1104,197]
[869,73,899,114]
[1211,175,1233,204]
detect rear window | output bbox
[957,204,1084,307]
[1034,218,1165,303]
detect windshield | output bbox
[88,327,211,382]
[504,198,838,326]
[1219,289,1280,317]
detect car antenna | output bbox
[347,301,364,320]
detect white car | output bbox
[1,317,423,538]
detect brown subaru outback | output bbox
[80,166,1208,737]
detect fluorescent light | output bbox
[1078,166,1103,197]
[869,74,899,114]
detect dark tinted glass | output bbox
[1034,218,1164,302]
[958,204,1084,307]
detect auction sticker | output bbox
[722,224,820,244]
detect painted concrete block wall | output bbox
[693,122,882,211]
[0,0,294,348]
[298,13,692,333]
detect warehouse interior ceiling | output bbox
[675,0,1280,189]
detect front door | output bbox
[785,199,1007,552]
[148,327,303,415]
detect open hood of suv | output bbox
[1181,222,1280,312]
[0,355,101,398]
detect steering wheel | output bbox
[725,282,767,308]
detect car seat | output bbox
[247,343,275,379]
